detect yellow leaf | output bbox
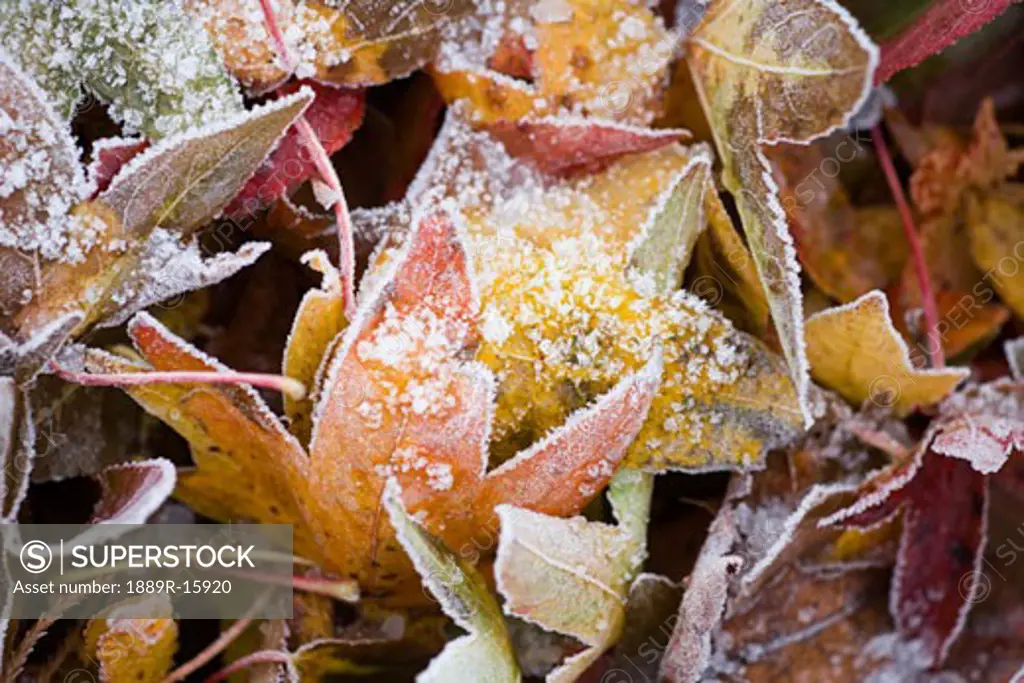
[968,184,1024,319]
[431,0,673,124]
[805,290,968,416]
[686,0,879,426]
[282,250,348,445]
[84,596,178,683]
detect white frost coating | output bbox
[931,379,1024,474]
[624,144,712,265]
[487,349,663,478]
[125,312,308,457]
[93,459,177,525]
[0,49,92,262]
[85,136,145,189]
[742,481,856,589]
[100,86,314,206]
[100,240,271,328]
[1006,337,1024,380]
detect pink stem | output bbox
[259,0,356,318]
[52,364,306,400]
[161,614,258,683]
[871,125,944,369]
[259,0,295,73]
[202,650,293,683]
[295,117,357,318]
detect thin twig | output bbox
[871,125,944,369]
[52,363,306,400]
[202,650,293,683]
[161,594,269,683]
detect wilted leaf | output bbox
[685,0,879,425]
[0,0,243,137]
[805,290,968,416]
[14,88,312,337]
[385,482,520,683]
[84,595,178,683]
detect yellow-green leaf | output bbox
[686,0,879,426]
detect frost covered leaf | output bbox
[14,89,311,336]
[968,184,1024,318]
[413,127,805,472]
[805,291,968,416]
[385,484,520,683]
[94,211,650,601]
[0,378,34,522]
[486,119,687,177]
[190,0,475,90]
[0,51,90,325]
[84,595,178,683]
[492,467,653,682]
[685,0,879,426]
[225,81,365,217]
[822,433,989,667]
[660,504,742,683]
[0,0,243,137]
[432,0,674,125]
[87,137,150,196]
[282,251,348,446]
[89,459,177,524]
[931,379,1024,475]
[688,186,770,336]
[627,144,712,293]
[874,0,1021,84]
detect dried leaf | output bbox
[805,290,968,416]
[385,483,520,683]
[685,0,879,426]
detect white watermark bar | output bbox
[0,524,293,619]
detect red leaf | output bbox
[486,118,688,176]
[87,137,149,197]
[824,441,989,666]
[225,81,365,218]
[875,0,1020,84]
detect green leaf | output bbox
[0,0,243,137]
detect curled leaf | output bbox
[685,0,879,426]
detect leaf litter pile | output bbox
[2,0,1024,681]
